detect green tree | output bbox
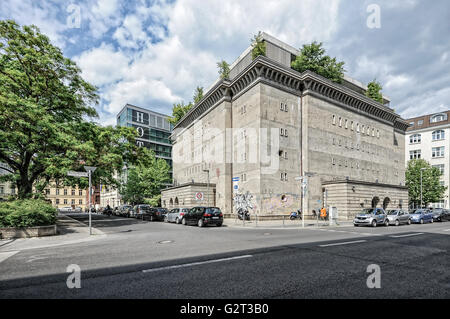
[0,20,141,198]
[120,149,171,205]
[167,101,193,125]
[366,79,383,103]
[217,60,230,80]
[291,41,345,83]
[251,31,266,60]
[405,159,447,208]
[193,86,204,104]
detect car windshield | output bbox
[206,207,221,214]
[387,211,398,215]
[157,208,168,213]
[359,209,375,215]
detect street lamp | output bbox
[295,171,316,228]
[203,169,210,206]
[84,166,97,235]
[420,167,426,209]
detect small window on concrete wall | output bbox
[332,115,336,125]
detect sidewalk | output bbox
[0,214,106,252]
[223,218,354,229]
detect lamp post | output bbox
[295,171,316,228]
[203,169,210,206]
[420,167,426,209]
[84,166,97,235]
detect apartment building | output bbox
[405,111,450,208]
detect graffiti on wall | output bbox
[233,191,254,213]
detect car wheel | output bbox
[354,224,358,227]
[198,219,204,227]
[217,223,222,227]
[395,219,400,226]
[181,218,186,225]
[420,219,424,224]
[372,220,377,227]
[407,219,411,225]
[164,216,168,223]
[150,215,154,222]
[175,217,179,224]
[384,219,389,227]
[430,218,434,223]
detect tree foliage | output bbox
[251,32,266,60]
[167,101,193,125]
[291,41,345,83]
[405,159,447,207]
[366,79,383,103]
[217,60,230,80]
[0,20,142,198]
[119,149,171,206]
[193,86,204,104]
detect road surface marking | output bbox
[390,233,424,238]
[91,218,131,222]
[443,229,450,232]
[0,251,19,263]
[142,255,253,273]
[319,240,367,247]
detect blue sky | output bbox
[1,0,449,126]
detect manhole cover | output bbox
[158,240,174,244]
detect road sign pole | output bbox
[88,170,92,235]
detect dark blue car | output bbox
[409,209,433,224]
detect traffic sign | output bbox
[67,171,89,178]
[232,177,240,182]
[195,192,204,201]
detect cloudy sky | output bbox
[1,0,449,125]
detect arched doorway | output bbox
[383,197,391,210]
[372,196,380,208]
[175,197,179,207]
[169,198,173,208]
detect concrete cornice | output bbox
[173,55,409,134]
[322,179,408,190]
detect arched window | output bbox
[430,113,447,123]
[409,134,421,144]
[432,130,445,141]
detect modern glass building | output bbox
[117,103,173,170]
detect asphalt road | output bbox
[1,213,449,298]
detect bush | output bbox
[0,199,57,228]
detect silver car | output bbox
[165,208,189,224]
[353,208,389,227]
[386,210,411,226]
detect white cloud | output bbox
[74,43,130,87]
[96,0,342,124]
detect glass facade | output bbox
[117,105,173,163]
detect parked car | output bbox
[386,210,411,226]
[165,208,190,224]
[409,209,433,224]
[183,207,223,227]
[353,208,389,227]
[132,204,151,219]
[117,205,133,217]
[144,207,168,221]
[430,208,449,222]
[59,206,73,212]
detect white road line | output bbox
[0,251,19,263]
[443,229,450,232]
[142,255,253,273]
[390,233,424,238]
[319,240,366,247]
